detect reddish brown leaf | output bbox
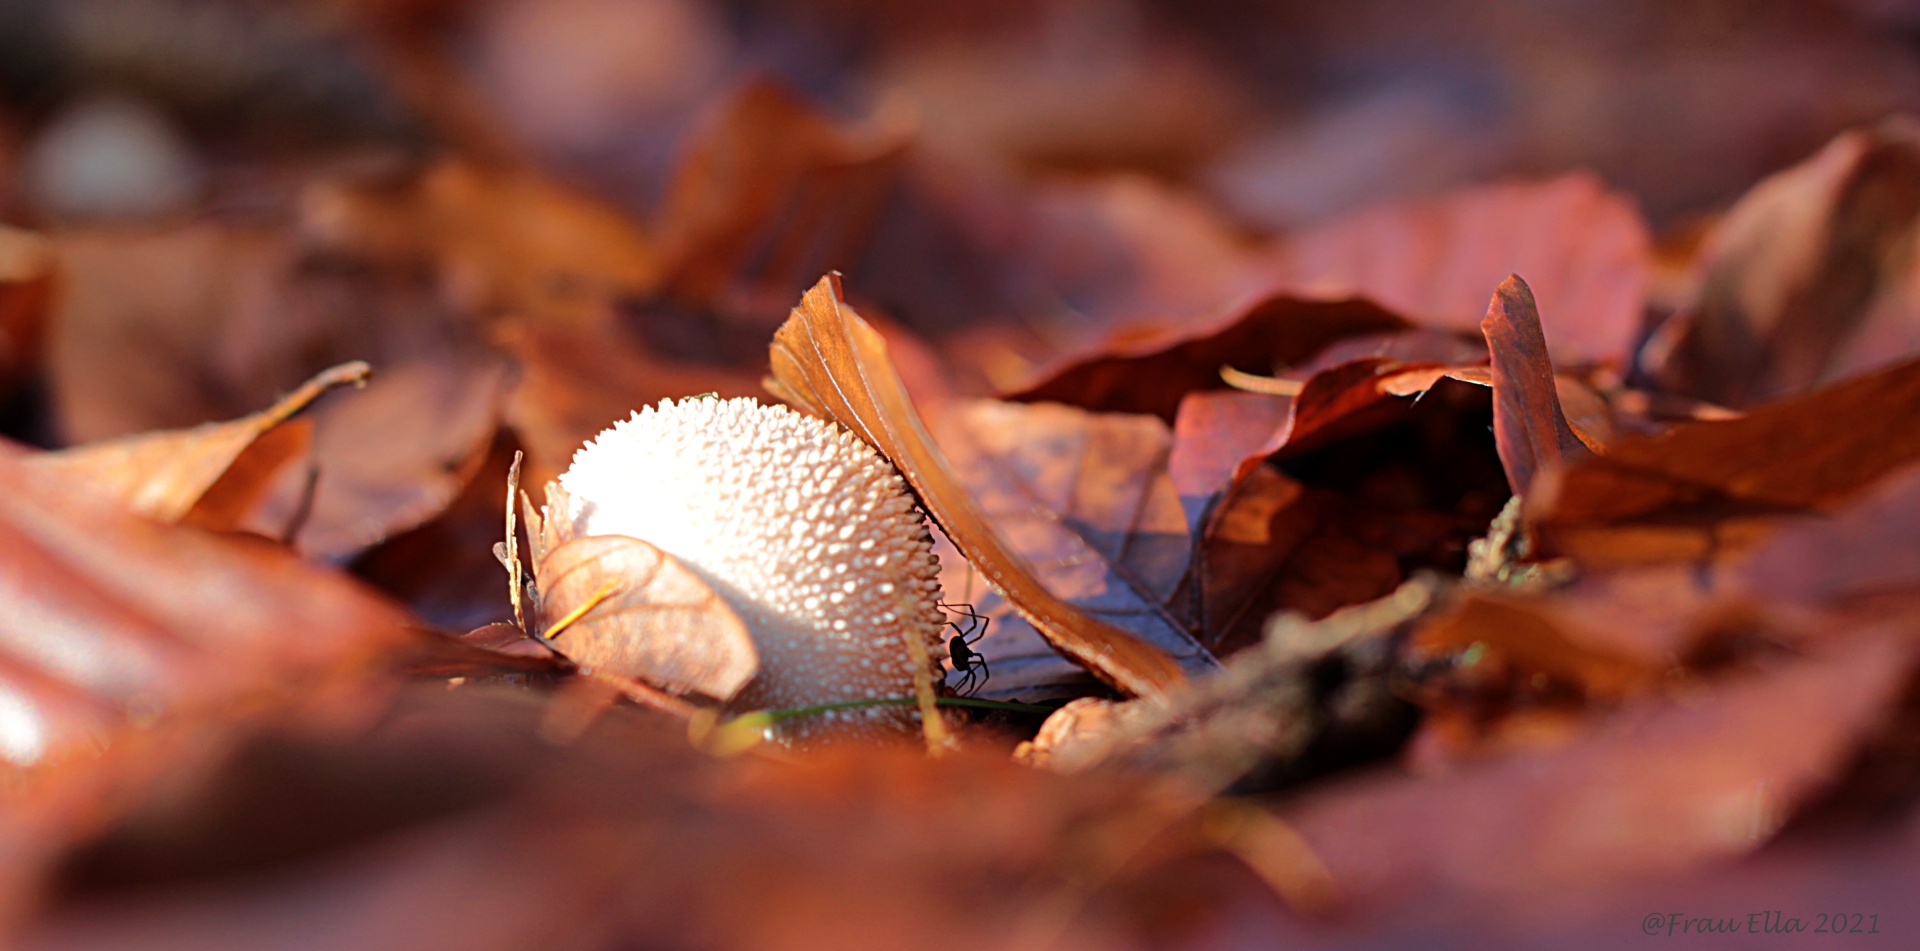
[533,532,757,702]
[249,354,513,560]
[48,225,296,443]
[181,421,316,534]
[0,225,53,391]
[1643,119,1920,406]
[1155,346,1513,655]
[878,21,1249,179]
[1410,592,1670,705]
[1013,175,1269,329]
[1530,356,1920,565]
[769,274,1195,699]
[1286,628,1919,906]
[0,440,410,771]
[654,80,912,313]
[301,158,660,329]
[926,399,1216,697]
[1271,357,1435,459]
[1728,461,1920,609]
[28,362,368,527]
[1482,275,1593,496]
[494,320,763,489]
[351,433,525,632]
[1167,390,1291,522]
[1009,294,1412,421]
[1272,173,1652,366]
[11,685,1219,951]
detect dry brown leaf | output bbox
[1167,390,1291,526]
[1172,360,1508,652]
[1285,628,1919,906]
[654,80,912,313]
[0,225,53,392]
[1643,118,1920,406]
[249,354,513,560]
[1010,294,1412,421]
[0,440,411,773]
[1410,592,1669,706]
[1482,276,1593,496]
[769,274,1195,699]
[1530,356,1920,565]
[1727,461,1920,609]
[926,399,1216,697]
[12,684,1226,951]
[1196,477,1407,655]
[351,434,525,632]
[532,531,756,702]
[301,158,660,328]
[1273,173,1652,366]
[494,320,763,489]
[28,362,369,528]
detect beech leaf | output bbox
[1643,119,1920,406]
[532,532,758,702]
[1531,355,1920,564]
[0,440,410,770]
[29,361,369,527]
[1285,629,1918,904]
[769,274,1194,699]
[927,399,1219,696]
[655,80,912,311]
[1482,275,1594,496]
[1275,173,1652,366]
[1009,294,1411,421]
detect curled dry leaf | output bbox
[0,225,53,391]
[253,354,514,560]
[531,529,758,703]
[769,274,1195,700]
[1410,592,1669,707]
[493,320,762,489]
[1643,118,1920,406]
[28,361,369,528]
[926,399,1216,697]
[13,684,1231,951]
[1272,172,1652,367]
[301,157,660,328]
[0,440,411,772]
[1009,294,1411,421]
[654,80,913,312]
[1726,460,1920,610]
[1284,628,1920,906]
[1481,275,1594,496]
[1530,356,1920,565]
[1168,352,1508,652]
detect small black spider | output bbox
[940,600,990,696]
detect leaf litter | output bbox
[8,7,1920,949]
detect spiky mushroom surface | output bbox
[554,397,946,740]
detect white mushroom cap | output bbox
[555,397,945,739]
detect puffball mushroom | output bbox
[553,396,948,739]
